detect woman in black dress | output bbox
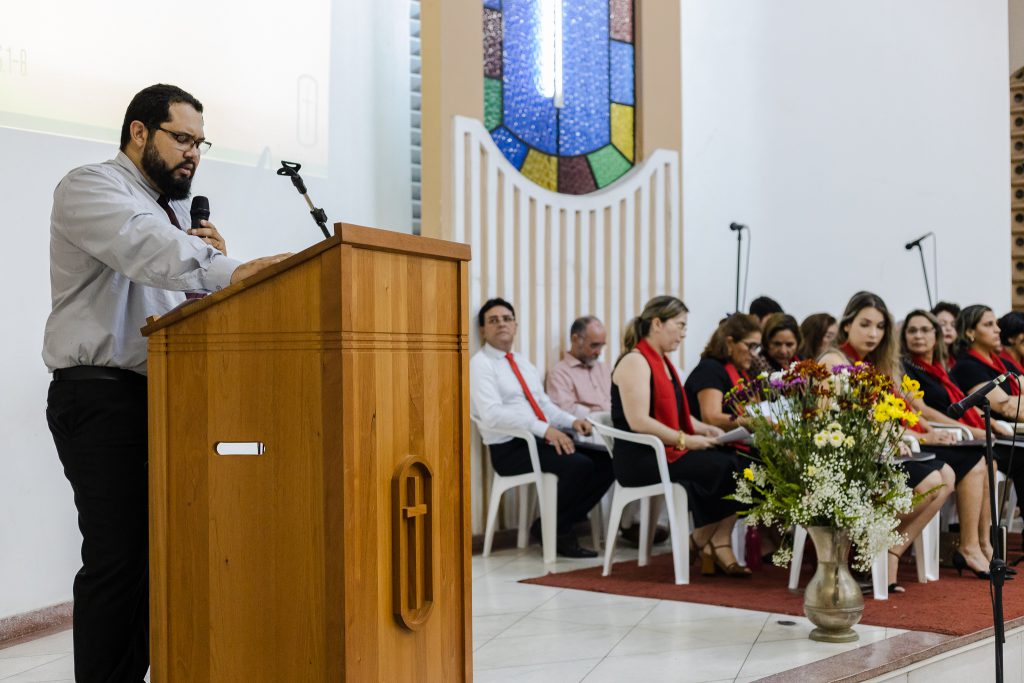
[611,296,750,577]
[950,305,1024,421]
[684,313,763,430]
[819,292,955,590]
[900,309,998,577]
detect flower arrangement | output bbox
[724,360,924,571]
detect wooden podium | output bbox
[142,225,472,682]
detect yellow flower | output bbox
[806,465,817,476]
[901,375,921,395]
[743,468,755,481]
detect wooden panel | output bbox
[339,242,470,682]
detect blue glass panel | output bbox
[558,0,610,156]
[609,40,634,105]
[503,0,558,155]
[490,126,529,168]
[484,0,502,9]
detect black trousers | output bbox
[46,377,149,683]
[489,437,613,535]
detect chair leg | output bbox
[603,487,627,577]
[788,526,807,590]
[540,473,559,564]
[483,482,505,558]
[732,518,747,568]
[916,515,939,582]
[666,486,690,585]
[516,485,531,549]
[589,503,603,552]
[871,551,889,600]
[638,497,652,567]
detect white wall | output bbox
[681,0,1011,370]
[0,0,411,621]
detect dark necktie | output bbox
[505,353,547,422]
[158,196,205,300]
[157,196,182,229]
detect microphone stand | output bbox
[734,227,743,313]
[277,161,331,240]
[909,241,934,309]
[982,398,1007,683]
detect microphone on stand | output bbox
[731,221,749,312]
[277,160,331,240]
[190,196,210,230]
[947,373,1011,419]
[904,232,933,250]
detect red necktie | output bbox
[505,353,547,422]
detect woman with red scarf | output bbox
[684,314,764,431]
[950,305,1024,420]
[901,309,1005,578]
[819,292,955,591]
[998,311,1024,377]
[611,296,750,577]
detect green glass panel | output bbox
[587,145,631,188]
[484,78,502,131]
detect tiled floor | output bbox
[0,545,907,683]
[472,545,909,683]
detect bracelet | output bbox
[676,430,687,450]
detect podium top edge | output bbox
[141,224,471,336]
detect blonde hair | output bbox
[620,296,689,362]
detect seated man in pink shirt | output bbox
[546,316,667,546]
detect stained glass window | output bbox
[483,0,636,194]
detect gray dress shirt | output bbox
[43,152,242,374]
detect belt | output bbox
[52,366,145,382]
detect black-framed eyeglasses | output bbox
[485,315,516,325]
[156,126,212,154]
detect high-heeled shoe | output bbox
[952,550,990,579]
[701,543,752,578]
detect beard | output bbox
[142,139,194,200]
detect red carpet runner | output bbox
[522,553,1024,636]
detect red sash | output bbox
[723,362,751,386]
[840,342,862,363]
[636,339,693,463]
[999,351,1024,377]
[967,349,1020,396]
[909,354,985,430]
[722,362,753,453]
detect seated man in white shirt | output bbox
[471,298,614,558]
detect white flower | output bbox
[828,422,842,432]
[844,436,855,448]
[813,432,828,447]
[829,432,844,447]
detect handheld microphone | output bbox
[729,222,746,232]
[947,373,1010,419]
[190,196,210,230]
[904,232,933,251]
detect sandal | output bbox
[702,543,753,578]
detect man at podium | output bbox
[42,83,289,683]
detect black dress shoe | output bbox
[556,534,598,558]
[619,523,670,547]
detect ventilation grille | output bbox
[1013,67,1024,308]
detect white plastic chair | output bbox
[588,412,691,584]
[473,417,602,564]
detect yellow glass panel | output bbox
[520,149,558,191]
[611,103,634,162]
